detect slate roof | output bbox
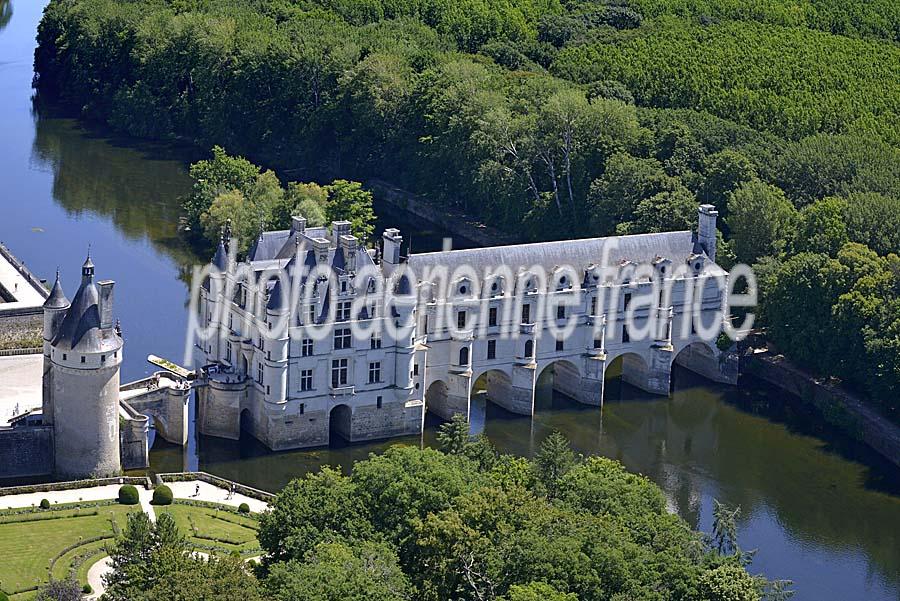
[43,271,70,309]
[408,231,711,278]
[52,259,122,354]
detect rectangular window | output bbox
[368,361,381,384]
[100,355,106,364]
[334,328,352,350]
[489,307,498,327]
[301,338,314,357]
[377,395,383,409]
[81,356,86,364]
[62,353,67,361]
[337,300,352,322]
[370,333,382,349]
[308,304,317,324]
[457,310,467,330]
[299,403,305,415]
[590,296,597,316]
[624,292,632,310]
[300,369,313,391]
[622,326,631,343]
[228,313,233,330]
[521,304,531,324]
[413,363,419,376]
[593,338,602,349]
[555,339,564,352]
[225,345,232,362]
[557,305,565,320]
[331,359,349,388]
[257,362,264,384]
[266,385,270,395]
[487,339,496,360]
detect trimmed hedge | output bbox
[82,584,93,594]
[39,499,50,509]
[118,485,140,505]
[151,485,173,506]
[238,503,250,514]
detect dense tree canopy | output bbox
[35,0,900,410]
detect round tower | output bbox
[264,278,289,403]
[49,255,124,479]
[42,270,70,426]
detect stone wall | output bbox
[367,179,518,248]
[349,399,423,442]
[744,352,900,468]
[0,426,53,479]
[0,309,42,351]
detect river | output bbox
[1,2,899,599]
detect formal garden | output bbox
[0,485,261,600]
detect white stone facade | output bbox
[196,206,736,451]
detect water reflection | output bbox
[151,368,900,599]
[0,2,12,34]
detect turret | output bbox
[264,279,289,403]
[42,271,70,426]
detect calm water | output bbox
[2,2,899,599]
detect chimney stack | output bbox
[98,280,115,330]
[698,205,718,263]
[291,215,307,234]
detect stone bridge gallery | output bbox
[194,204,739,452]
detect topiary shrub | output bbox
[151,485,173,506]
[118,484,139,505]
[238,502,250,514]
[82,584,93,594]
[39,498,50,510]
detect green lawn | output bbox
[0,504,136,597]
[0,501,262,597]
[157,504,261,556]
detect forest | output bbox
[33,427,783,601]
[33,0,899,417]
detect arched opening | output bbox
[459,347,470,366]
[239,408,254,440]
[672,341,719,390]
[329,404,352,446]
[535,360,582,411]
[148,415,168,449]
[604,352,650,400]
[424,379,450,424]
[524,339,534,359]
[470,370,520,433]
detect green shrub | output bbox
[39,498,50,510]
[0,590,9,601]
[82,584,93,594]
[151,485,173,506]
[238,503,250,514]
[118,485,140,505]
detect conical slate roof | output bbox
[212,238,228,271]
[267,279,284,311]
[52,257,122,354]
[43,271,70,309]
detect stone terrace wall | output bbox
[0,309,43,351]
[0,426,53,479]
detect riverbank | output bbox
[743,349,900,469]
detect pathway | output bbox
[85,556,112,600]
[0,483,125,509]
[0,353,42,426]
